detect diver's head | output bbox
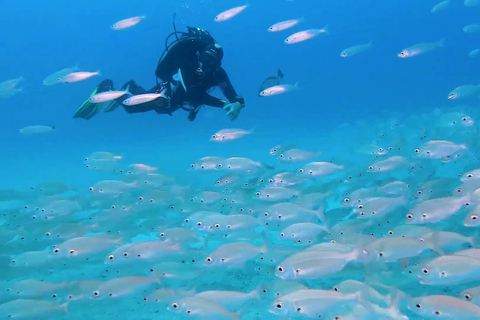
[200,43,224,71]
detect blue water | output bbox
[1,0,477,189]
[1,0,480,318]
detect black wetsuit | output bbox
[112,34,245,120]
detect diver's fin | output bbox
[277,69,284,80]
[73,100,103,120]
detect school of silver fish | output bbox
[2,1,480,320]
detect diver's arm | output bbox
[200,94,228,108]
[216,68,245,107]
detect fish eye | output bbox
[186,310,192,314]
[196,222,202,226]
[407,213,413,219]
[160,233,165,237]
[299,169,304,173]
[89,187,94,191]
[218,164,223,168]
[414,149,419,153]
[108,255,114,260]
[266,194,270,198]
[123,252,128,257]
[471,215,478,221]
[378,252,384,257]
[388,231,393,235]
[422,267,429,274]
[308,170,313,174]
[206,257,213,262]
[215,224,220,228]
[343,198,349,203]
[279,154,284,158]
[466,202,471,206]
[280,232,285,237]
[212,135,216,138]
[52,293,57,299]
[435,311,441,316]
[276,302,283,309]
[464,293,472,300]
[93,290,100,297]
[277,266,284,272]
[341,52,347,57]
[415,303,421,309]
[358,204,363,209]
[190,164,195,168]
[264,212,269,217]
[256,192,261,196]
[467,174,474,178]
[269,179,274,183]
[296,307,302,312]
[69,249,75,254]
[138,197,144,201]
[172,302,179,309]
[45,232,51,236]
[185,219,189,223]
[54,248,59,253]
[122,206,127,210]
[463,117,468,121]
[422,213,428,218]
[368,166,373,170]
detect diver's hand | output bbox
[223,102,242,121]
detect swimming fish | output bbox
[214,5,248,22]
[340,42,373,58]
[284,27,329,44]
[268,18,304,32]
[19,125,55,135]
[259,82,299,96]
[259,69,284,96]
[210,128,254,142]
[111,16,146,30]
[59,71,100,83]
[398,39,445,58]
[43,65,79,86]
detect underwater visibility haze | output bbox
[1,0,480,319]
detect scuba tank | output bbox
[155,14,217,85]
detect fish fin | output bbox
[277,69,284,79]
[248,126,255,134]
[124,84,131,95]
[61,303,69,313]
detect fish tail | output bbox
[299,16,306,23]
[438,38,446,47]
[322,24,329,35]
[277,68,284,79]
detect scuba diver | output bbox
[73,24,245,122]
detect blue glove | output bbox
[223,102,242,121]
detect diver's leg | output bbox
[104,80,147,112]
[73,79,114,120]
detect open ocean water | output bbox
[1,0,480,319]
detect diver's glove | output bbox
[223,101,242,121]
